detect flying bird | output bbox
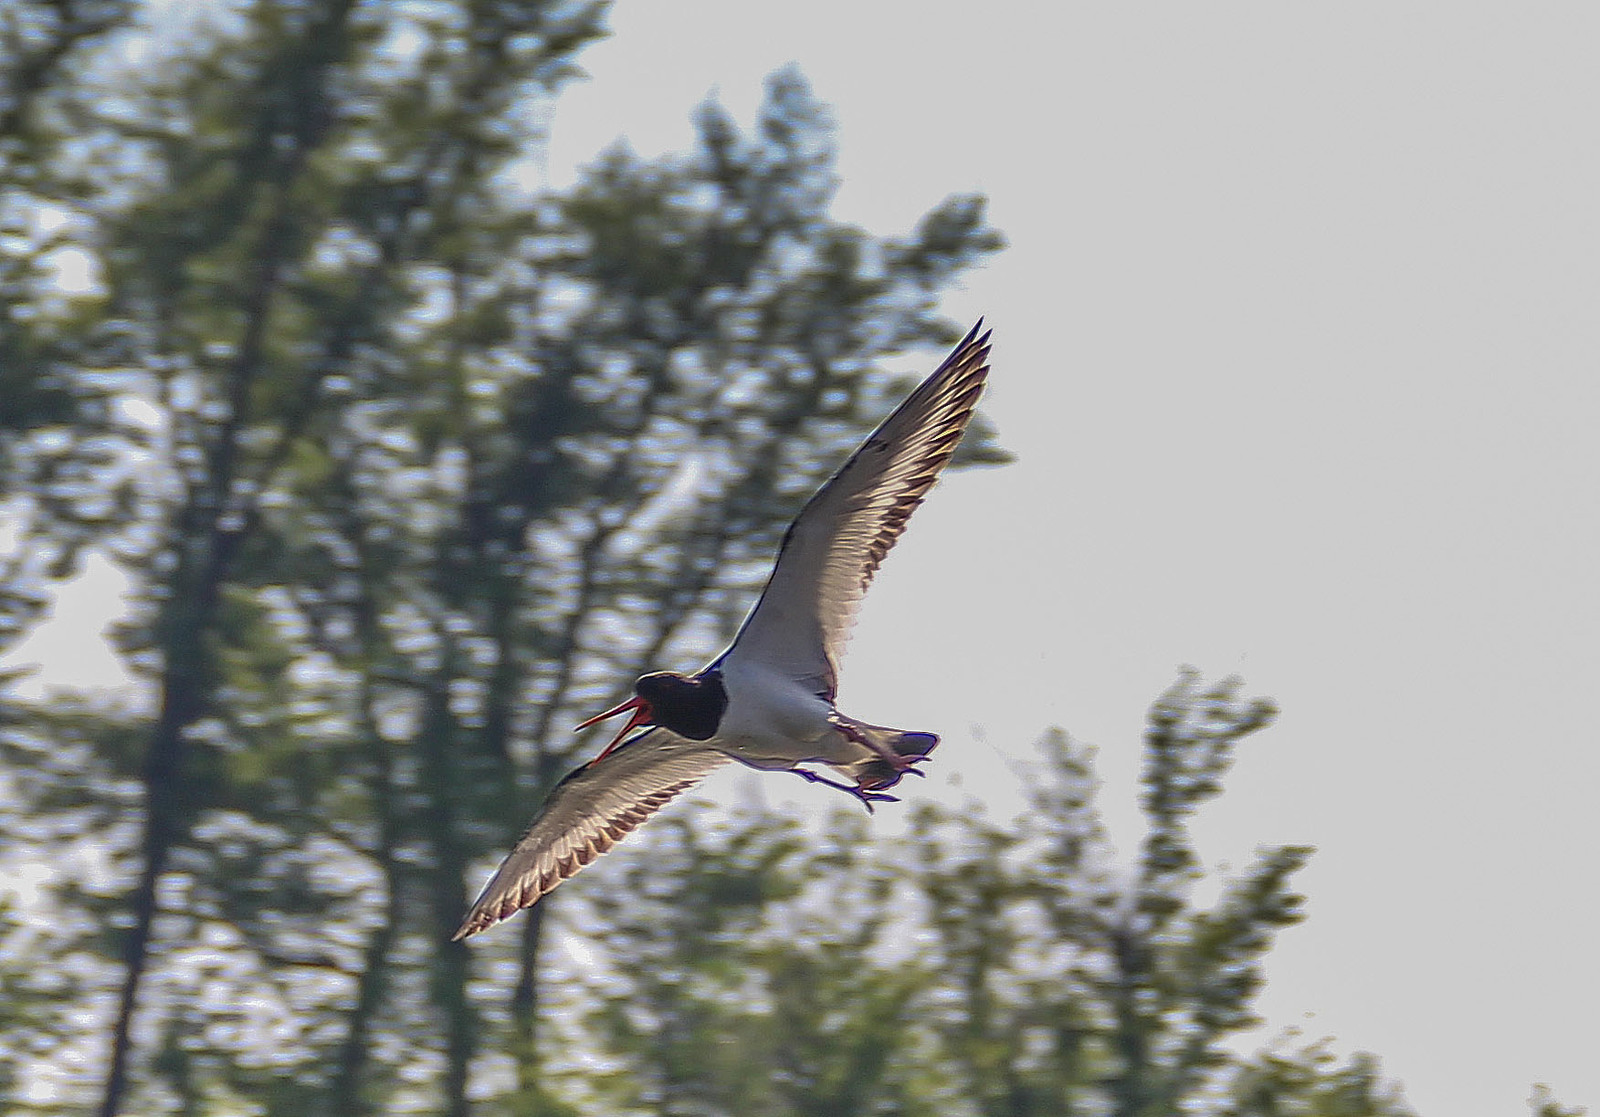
[454,321,993,939]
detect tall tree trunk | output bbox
[324,634,405,1117]
[420,665,475,1117]
[96,263,282,1115]
[511,904,549,1114]
[93,2,352,1099]
[96,673,200,1117]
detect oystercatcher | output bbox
[455,322,993,938]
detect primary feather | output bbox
[453,729,728,939]
[720,321,992,698]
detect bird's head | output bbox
[634,672,687,706]
[575,671,726,757]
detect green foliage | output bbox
[1530,1086,1588,1117]
[1222,1040,1416,1117]
[2,0,143,642]
[0,3,1580,1116]
[571,675,1410,1117]
[2,1,1005,1113]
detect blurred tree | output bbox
[1529,1086,1588,1117]
[576,672,1419,1117]
[1,0,140,643]
[573,806,942,1116]
[1222,1042,1415,1117]
[1,4,1581,1117]
[0,1,1002,1114]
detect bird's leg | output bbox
[832,721,927,775]
[788,766,900,814]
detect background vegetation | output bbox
[0,3,1580,1115]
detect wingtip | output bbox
[453,890,516,941]
[454,889,530,941]
[958,316,988,348]
[452,906,507,941]
[952,318,993,367]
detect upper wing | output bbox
[453,729,729,939]
[721,321,992,698]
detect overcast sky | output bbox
[13,4,1598,1114]
[544,5,1599,1113]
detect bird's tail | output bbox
[830,715,939,791]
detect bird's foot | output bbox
[858,753,930,790]
[900,754,932,777]
[789,766,900,814]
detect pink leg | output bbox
[834,722,926,774]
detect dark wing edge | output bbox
[836,319,992,598]
[453,730,730,940]
[721,319,993,694]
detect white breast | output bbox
[712,654,837,766]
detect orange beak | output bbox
[574,696,654,760]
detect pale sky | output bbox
[542,5,1600,1114]
[11,4,1598,1114]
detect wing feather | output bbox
[453,729,728,939]
[722,321,993,696]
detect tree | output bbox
[0,2,1004,1113]
[1,4,1581,1116]
[1,0,141,645]
[574,672,1411,1117]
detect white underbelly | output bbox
[711,657,850,767]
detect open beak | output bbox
[575,696,654,760]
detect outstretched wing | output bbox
[454,729,729,939]
[721,321,992,698]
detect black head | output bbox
[636,670,728,741]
